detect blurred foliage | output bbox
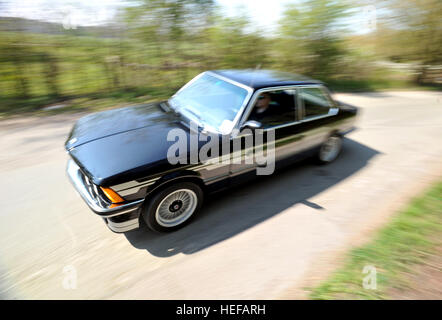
[376,0,442,65]
[277,0,350,77]
[0,0,440,116]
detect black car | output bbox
[66,70,358,233]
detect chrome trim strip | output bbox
[230,166,256,177]
[66,160,143,218]
[203,172,230,184]
[106,217,139,233]
[206,71,254,93]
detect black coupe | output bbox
[66,70,358,233]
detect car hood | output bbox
[66,102,173,149]
[66,102,194,186]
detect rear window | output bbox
[300,87,333,118]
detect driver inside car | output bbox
[249,92,277,122]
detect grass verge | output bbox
[309,180,442,299]
[0,86,175,119]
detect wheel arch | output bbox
[329,128,343,137]
[143,170,206,202]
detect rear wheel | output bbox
[142,182,203,232]
[318,135,342,164]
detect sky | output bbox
[0,0,376,34]
[0,0,128,26]
[218,0,295,32]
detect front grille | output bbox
[80,170,111,208]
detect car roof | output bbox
[210,69,323,90]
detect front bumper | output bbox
[66,160,143,232]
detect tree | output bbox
[204,12,269,69]
[277,0,350,77]
[125,0,214,59]
[380,0,442,65]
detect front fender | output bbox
[145,169,206,197]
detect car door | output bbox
[229,87,304,179]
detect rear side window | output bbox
[300,87,333,118]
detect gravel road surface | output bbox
[0,91,441,299]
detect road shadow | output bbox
[124,138,380,257]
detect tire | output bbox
[142,182,203,233]
[317,134,342,164]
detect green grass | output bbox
[309,181,442,300]
[0,86,177,118]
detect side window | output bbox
[300,87,333,119]
[247,89,297,128]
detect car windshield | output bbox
[168,73,249,134]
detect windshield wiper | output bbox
[167,99,183,118]
[179,106,211,132]
[159,102,171,113]
[183,108,202,122]
[169,101,212,132]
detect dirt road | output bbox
[0,91,441,299]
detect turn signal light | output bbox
[100,187,124,203]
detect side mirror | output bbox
[240,120,262,131]
[328,107,339,116]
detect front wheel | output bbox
[318,135,342,164]
[142,182,203,232]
